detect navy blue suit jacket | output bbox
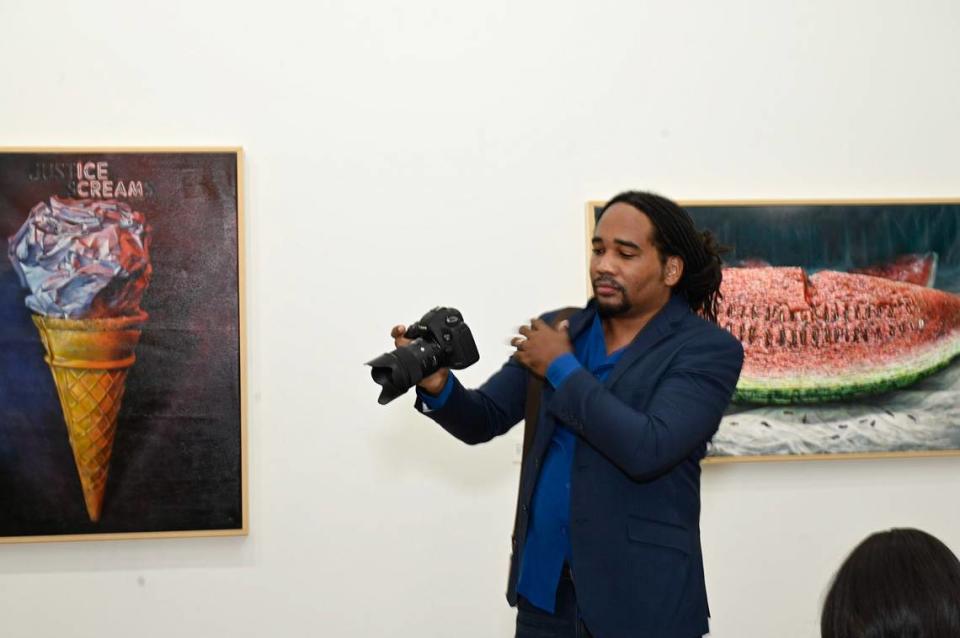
[416,294,744,638]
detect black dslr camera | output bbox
[367,307,480,405]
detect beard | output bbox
[593,278,632,317]
[597,296,632,317]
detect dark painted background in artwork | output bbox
[0,152,241,536]
[593,202,960,292]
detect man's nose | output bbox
[594,253,615,275]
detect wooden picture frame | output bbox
[0,148,246,541]
[587,198,960,464]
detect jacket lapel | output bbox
[531,305,595,448]
[563,304,595,342]
[604,293,690,388]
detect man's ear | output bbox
[665,256,684,286]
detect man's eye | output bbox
[592,248,603,256]
[620,252,635,259]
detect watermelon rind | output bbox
[734,331,960,404]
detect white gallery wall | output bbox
[1,1,959,636]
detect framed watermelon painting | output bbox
[586,199,960,462]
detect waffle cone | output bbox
[32,312,148,522]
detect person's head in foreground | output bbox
[822,527,960,638]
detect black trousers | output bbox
[514,567,705,638]
[515,567,593,638]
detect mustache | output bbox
[592,277,624,292]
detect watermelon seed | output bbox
[838,424,848,429]
[883,409,894,417]
[783,410,793,415]
[761,421,772,428]
[870,420,876,427]
[801,415,808,423]
[831,434,840,439]
[907,414,917,422]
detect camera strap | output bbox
[521,306,580,465]
[511,306,580,566]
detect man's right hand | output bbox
[390,324,450,396]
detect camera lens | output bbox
[367,338,444,405]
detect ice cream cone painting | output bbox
[8,197,153,522]
[0,150,244,540]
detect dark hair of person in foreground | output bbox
[821,528,960,638]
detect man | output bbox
[391,191,744,637]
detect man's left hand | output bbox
[511,318,573,377]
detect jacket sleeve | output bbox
[414,355,529,445]
[546,330,744,480]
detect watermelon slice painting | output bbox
[720,263,960,404]
[589,200,960,459]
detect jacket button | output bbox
[521,504,528,513]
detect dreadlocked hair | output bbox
[599,190,728,323]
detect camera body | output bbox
[403,307,478,370]
[367,307,479,405]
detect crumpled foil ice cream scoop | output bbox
[8,196,152,318]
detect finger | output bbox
[510,336,526,350]
[518,325,531,337]
[390,324,406,339]
[530,318,545,330]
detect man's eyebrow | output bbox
[592,237,641,250]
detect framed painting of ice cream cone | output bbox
[0,148,245,541]
[586,198,960,463]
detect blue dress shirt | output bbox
[418,314,624,613]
